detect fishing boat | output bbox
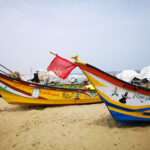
[0,73,101,105]
[72,55,150,124]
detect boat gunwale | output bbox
[75,62,150,96]
[85,63,150,92]
[0,73,96,93]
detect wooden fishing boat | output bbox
[0,73,101,105]
[72,56,150,124]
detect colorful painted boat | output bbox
[73,56,150,124]
[0,73,101,105]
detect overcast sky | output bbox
[0,0,150,75]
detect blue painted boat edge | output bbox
[100,96,150,124]
[110,110,150,124]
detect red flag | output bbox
[47,54,77,79]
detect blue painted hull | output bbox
[110,110,150,124]
[100,96,150,124]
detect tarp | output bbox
[116,66,150,82]
[37,70,61,84]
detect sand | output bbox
[0,97,150,150]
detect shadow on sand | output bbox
[92,114,150,128]
[0,102,100,112]
[0,104,70,112]
[0,98,103,112]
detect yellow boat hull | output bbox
[0,73,101,105]
[0,90,101,105]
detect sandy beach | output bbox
[0,97,150,150]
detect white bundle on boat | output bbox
[116,66,150,82]
[37,70,61,84]
[116,70,140,82]
[140,66,150,80]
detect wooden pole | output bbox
[49,51,56,56]
[0,69,9,76]
[0,64,13,72]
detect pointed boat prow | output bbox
[74,57,150,124]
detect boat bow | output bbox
[72,55,150,124]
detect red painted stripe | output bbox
[77,63,150,96]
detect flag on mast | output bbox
[47,54,77,79]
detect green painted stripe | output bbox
[58,86,83,90]
[0,86,13,94]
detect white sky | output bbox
[0,0,150,74]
